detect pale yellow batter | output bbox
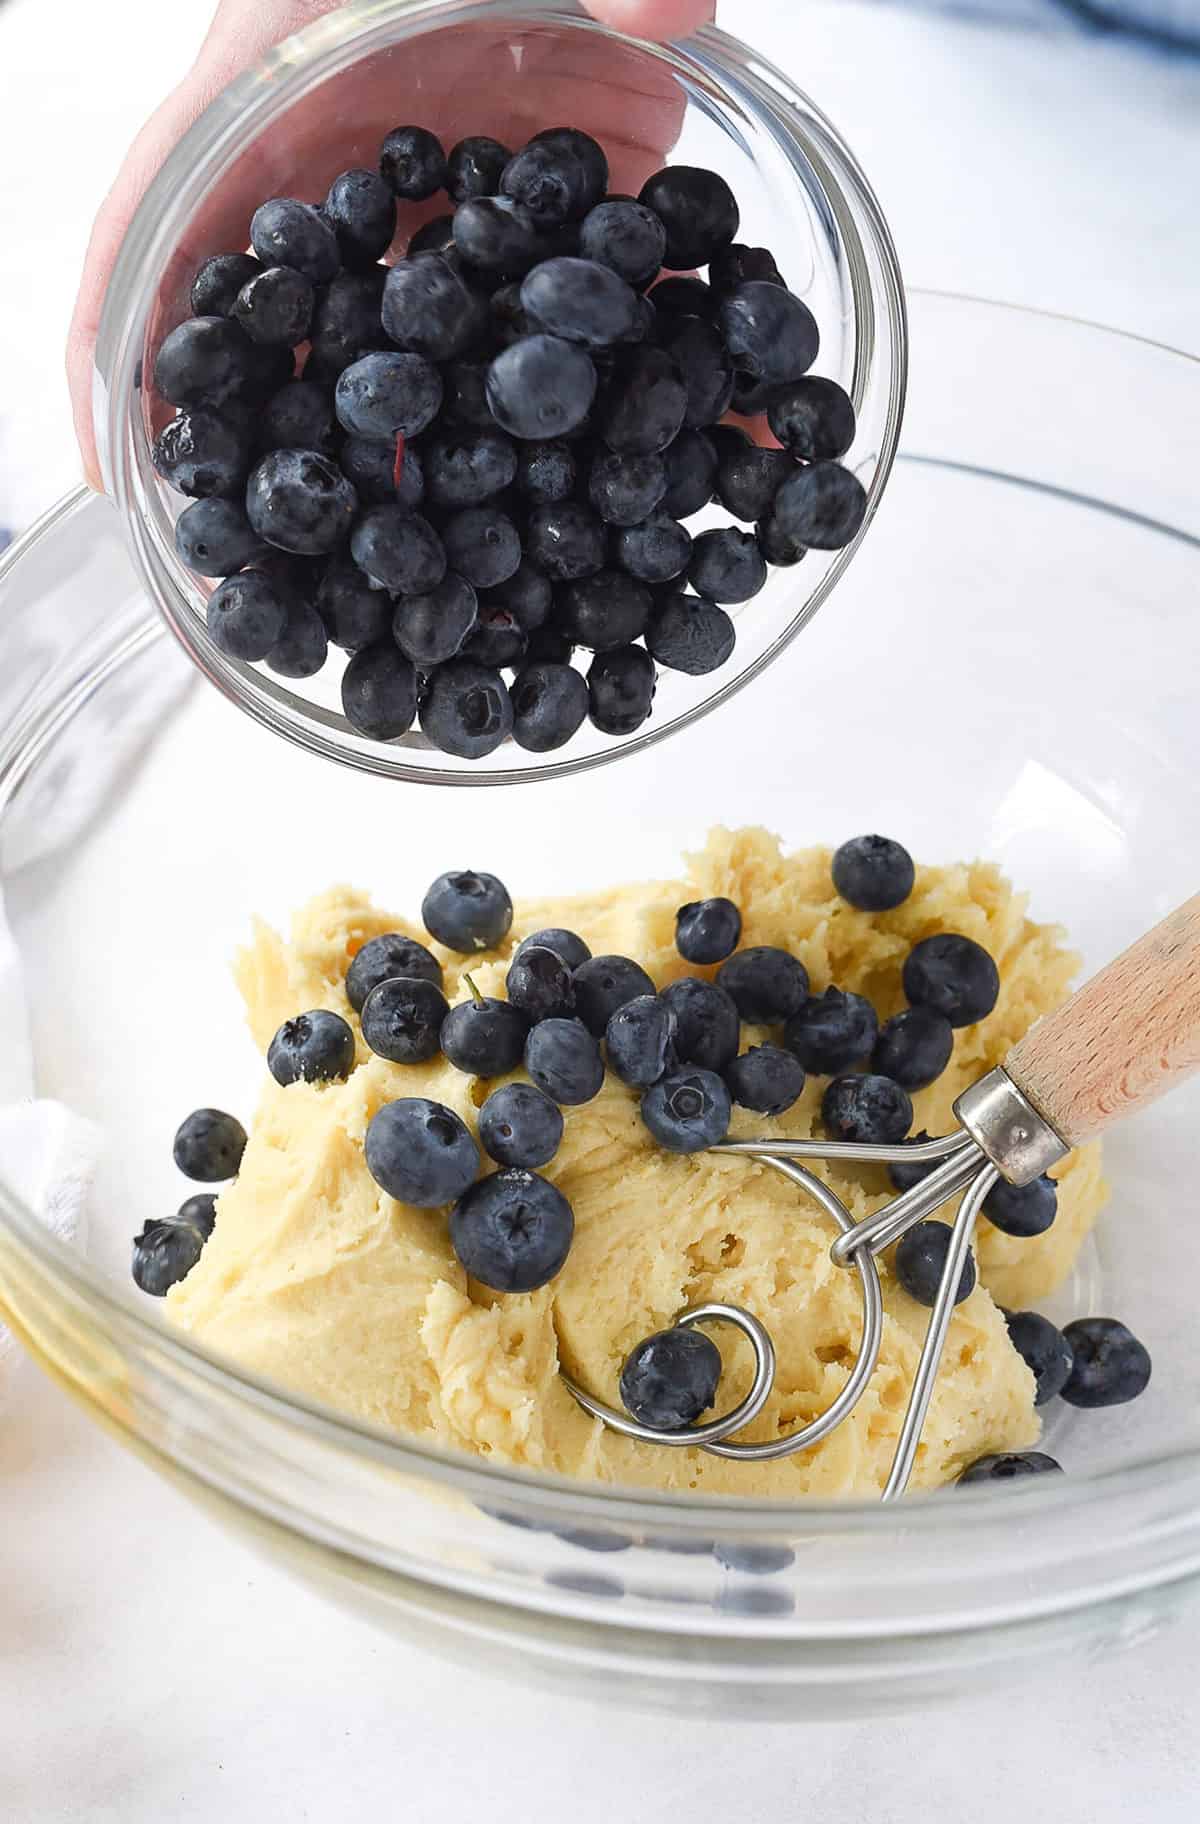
[168,828,1105,1496]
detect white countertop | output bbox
[1,1,1198,1818]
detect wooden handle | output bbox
[1005,896,1200,1147]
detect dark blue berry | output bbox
[708,243,785,294]
[478,1082,564,1169]
[445,135,511,203]
[501,139,593,227]
[365,1098,480,1206]
[769,376,856,461]
[895,1219,975,1306]
[267,600,329,678]
[511,663,589,753]
[660,977,741,1071]
[516,440,576,504]
[451,1169,574,1292]
[453,195,549,274]
[620,1326,722,1430]
[600,346,687,454]
[823,1073,912,1144]
[487,335,597,440]
[605,994,677,1088]
[959,1452,1062,1485]
[717,947,810,1023]
[832,834,915,911]
[341,436,425,509]
[324,167,397,267]
[132,1219,206,1296]
[1060,1318,1152,1408]
[716,281,819,388]
[441,989,528,1077]
[525,626,574,666]
[521,257,639,348]
[587,449,667,527]
[153,317,258,408]
[206,571,288,660]
[441,505,522,590]
[191,253,262,317]
[982,1173,1059,1237]
[246,449,358,555]
[646,593,735,676]
[1005,1310,1075,1405]
[423,870,512,951]
[393,573,479,665]
[712,427,793,522]
[420,659,513,758]
[173,1108,247,1181]
[641,1068,731,1152]
[153,407,250,498]
[579,199,666,285]
[661,429,718,518]
[784,986,878,1073]
[250,198,340,283]
[379,125,446,199]
[725,1044,806,1115]
[687,526,767,604]
[755,513,808,567]
[506,944,576,1022]
[485,558,553,630]
[639,166,738,269]
[461,606,528,669]
[346,933,442,1012]
[317,554,393,651]
[767,462,868,552]
[268,1009,356,1084]
[872,1007,954,1091]
[676,897,742,965]
[489,279,534,347]
[516,929,591,971]
[887,1131,937,1193]
[424,430,517,508]
[613,509,691,584]
[441,359,495,430]
[361,975,449,1063]
[663,318,734,428]
[649,276,715,319]
[310,269,388,367]
[258,380,339,457]
[340,642,418,739]
[335,351,442,440]
[903,934,1000,1028]
[559,570,651,650]
[381,257,487,362]
[231,266,314,346]
[524,1018,605,1105]
[573,954,656,1035]
[351,507,445,594]
[174,497,267,575]
[526,500,607,580]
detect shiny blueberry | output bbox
[526,500,607,580]
[441,987,529,1078]
[364,1098,480,1206]
[638,165,738,270]
[516,928,592,972]
[767,462,868,552]
[716,281,819,388]
[205,571,288,661]
[708,243,785,295]
[521,256,640,347]
[420,659,514,758]
[660,977,741,1072]
[613,509,692,586]
[768,376,856,461]
[711,428,793,522]
[687,527,767,605]
[982,1173,1059,1237]
[832,834,915,911]
[641,1068,732,1153]
[175,498,267,576]
[423,869,512,951]
[334,351,442,440]
[511,662,590,753]
[716,947,809,1024]
[646,593,735,676]
[445,135,511,203]
[451,1169,574,1292]
[506,944,576,1022]
[823,1072,912,1144]
[453,195,549,274]
[587,449,667,527]
[894,1219,975,1306]
[324,166,397,267]
[502,132,605,226]
[516,440,577,504]
[246,449,358,555]
[267,1009,356,1085]
[573,955,656,1036]
[267,600,329,678]
[605,994,677,1089]
[579,198,667,285]
[191,253,262,318]
[959,1452,1062,1485]
[153,317,258,409]
[342,435,425,509]
[872,1007,954,1091]
[379,125,446,199]
[381,257,488,362]
[478,1082,564,1169]
[620,1326,722,1430]
[725,1044,806,1116]
[661,429,718,518]
[486,334,597,440]
[676,897,742,965]
[558,571,651,651]
[524,1017,605,1106]
[1004,1310,1075,1406]
[173,1108,247,1182]
[441,505,522,590]
[392,572,478,666]
[600,346,688,455]
[1060,1317,1152,1408]
[346,933,442,1012]
[340,642,418,740]
[784,986,878,1073]
[152,407,250,498]
[903,933,1000,1028]
[230,266,313,347]
[424,430,518,509]
[351,507,445,594]
[361,975,450,1063]
[250,198,339,283]
[131,1219,206,1296]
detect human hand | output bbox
[67,0,716,486]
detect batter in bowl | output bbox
[166,828,1105,1496]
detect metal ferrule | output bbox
[953,1066,1070,1187]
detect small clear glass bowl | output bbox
[4,295,1200,1717]
[93,0,906,785]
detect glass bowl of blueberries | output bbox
[92,0,906,783]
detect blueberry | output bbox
[439,359,493,431]
[453,196,549,275]
[381,257,487,362]
[268,1009,357,1084]
[648,276,715,320]
[982,1173,1059,1238]
[250,198,340,283]
[313,555,388,652]
[441,506,522,590]
[676,898,742,965]
[505,944,576,1022]
[174,497,267,575]
[445,135,511,203]
[360,974,448,1064]
[153,317,258,409]
[131,1219,206,1296]
[659,977,741,1072]
[521,257,640,349]
[451,1169,574,1292]
[478,1082,564,1169]
[687,527,767,604]
[364,1098,480,1206]
[153,407,250,498]
[712,429,793,522]
[511,662,589,753]
[832,834,915,911]
[1060,1317,1152,1408]
[309,269,389,367]
[959,1452,1063,1485]
[484,558,553,631]
[324,167,397,267]
[613,509,692,585]
[585,449,665,528]
[894,1219,975,1306]
[516,928,592,972]
[872,1007,954,1091]
[886,1131,938,1194]
[823,1073,912,1144]
[903,934,1000,1028]
[619,1326,722,1431]
[190,252,263,318]
[424,430,517,509]
[558,571,651,650]
[587,646,656,735]
[336,351,441,441]
[726,1044,806,1116]
[526,500,607,580]
[173,1108,247,1181]
[663,319,734,429]
[379,125,446,199]
[351,507,445,594]
[489,279,535,349]
[716,282,819,388]
[341,433,421,511]
[599,347,688,455]
[767,462,868,552]
[661,429,718,518]
[646,593,735,676]
[528,129,609,209]
[641,1068,731,1152]
[516,440,576,504]
[784,986,877,1073]
[501,138,597,228]
[523,1017,603,1106]
[461,606,527,670]
[708,243,785,295]
[228,265,313,347]
[206,570,289,661]
[525,626,574,666]
[605,994,677,1088]
[420,659,513,758]
[716,947,810,1023]
[256,380,339,459]
[769,376,856,461]
[572,955,656,1036]
[393,573,479,666]
[1005,1310,1075,1406]
[755,514,808,568]
[638,166,738,270]
[267,600,329,678]
[346,934,442,1013]
[486,335,597,441]
[579,199,667,286]
[246,449,357,555]
[340,642,418,739]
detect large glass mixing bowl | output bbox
[3,296,1198,1719]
